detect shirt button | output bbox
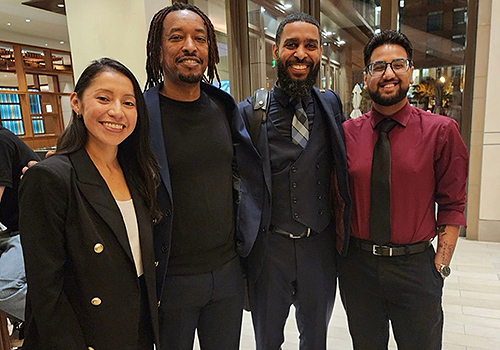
[165,209,172,217]
[318,209,323,215]
[154,261,159,267]
[292,182,297,188]
[293,198,297,204]
[318,195,322,200]
[93,243,104,254]
[261,228,266,232]
[161,245,168,253]
[91,297,101,306]
[157,301,161,307]
[316,163,320,169]
[316,179,321,185]
[293,213,299,219]
[291,166,297,173]
[88,347,95,350]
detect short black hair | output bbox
[363,30,413,66]
[275,12,320,46]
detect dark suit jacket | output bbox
[18,148,159,350]
[143,82,241,303]
[236,87,352,281]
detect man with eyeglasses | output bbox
[337,30,468,350]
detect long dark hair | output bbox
[145,2,220,89]
[57,57,161,220]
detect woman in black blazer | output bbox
[19,58,161,350]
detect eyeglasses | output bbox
[365,58,412,77]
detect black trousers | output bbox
[249,231,337,350]
[338,243,444,350]
[158,257,244,350]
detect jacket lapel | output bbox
[144,85,173,196]
[69,148,134,262]
[312,87,347,165]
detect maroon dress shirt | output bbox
[343,102,469,244]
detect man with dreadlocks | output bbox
[143,3,247,350]
[237,12,351,350]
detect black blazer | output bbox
[19,148,159,350]
[144,82,241,303]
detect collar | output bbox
[369,101,412,129]
[273,82,312,107]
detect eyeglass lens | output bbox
[369,59,409,76]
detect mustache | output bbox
[176,52,201,63]
[286,58,313,66]
[378,78,400,85]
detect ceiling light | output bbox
[283,3,292,9]
[25,18,31,23]
[57,3,64,7]
[59,41,65,44]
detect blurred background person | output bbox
[0,126,39,323]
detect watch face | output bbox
[440,265,451,277]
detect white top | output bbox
[115,199,143,277]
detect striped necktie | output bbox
[291,99,309,148]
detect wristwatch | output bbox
[438,264,451,279]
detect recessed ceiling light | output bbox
[25,18,31,23]
[59,41,65,44]
[6,22,11,26]
[45,43,48,46]
[57,3,64,7]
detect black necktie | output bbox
[370,118,398,245]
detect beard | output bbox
[178,72,203,84]
[276,57,320,99]
[368,82,409,106]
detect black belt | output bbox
[271,225,318,239]
[351,237,431,257]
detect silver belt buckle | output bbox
[372,245,392,256]
[289,227,311,239]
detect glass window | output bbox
[0,89,24,135]
[0,44,15,71]
[402,0,467,126]
[321,1,376,116]
[453,7,467,28]
[52,52,72,71]
[427,11,443,32]
[247,0,301,92]
[29,92,45,134]
[22,48,46,70]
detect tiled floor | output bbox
[195,237,500,349]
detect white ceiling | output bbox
[0,0,69,50]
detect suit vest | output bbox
[268,99,333,234]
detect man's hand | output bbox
[21,160,39,179]
[21,150,54,179]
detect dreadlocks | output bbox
[145,2,220,90]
